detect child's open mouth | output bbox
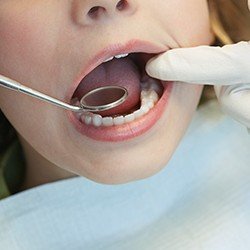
[67,41,173,142]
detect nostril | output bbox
[88,6,105,19]
[116,0,128,11]
[87,1,129,20]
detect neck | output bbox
[18,135,77,192]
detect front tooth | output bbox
[104,57,114,62]
[124,113,135,123]
[134,109,143,119]
[102,117,114,127]
[92,114,102,127]
[115,53,128,59]
[83,115,92,125]
[113,116,125,125]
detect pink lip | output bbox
[66,39,172,142]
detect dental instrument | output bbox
[0,75,128,113]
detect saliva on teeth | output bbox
[73,81,160,127]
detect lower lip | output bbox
[67,81,173,142]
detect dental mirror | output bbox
[80,86,128,112]
[0,75,128,113]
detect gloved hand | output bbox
[146,41,250,131]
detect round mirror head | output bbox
[80,86,128,112]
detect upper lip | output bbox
[66,39,168,103]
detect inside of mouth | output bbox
[71,53,164,118]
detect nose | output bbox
[72,0,137,25]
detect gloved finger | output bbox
[146,41,250,86]
[214,83,250,128]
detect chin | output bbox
[74,156,168,185]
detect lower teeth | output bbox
[73,80,161,127]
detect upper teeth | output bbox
[115,53,128,58]
[104,53,129,62]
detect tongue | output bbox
[74,57,141,116]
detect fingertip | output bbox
[145,57,165,80]
[214,85,222,98]
[145,57,159,78]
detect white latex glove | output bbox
[146,41,250,130]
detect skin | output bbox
[0,0,214,190]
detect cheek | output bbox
[0,4,56,139]
[178,1,213,46]
[0,2,63,93]
[159,0,213,46]
[0,5,45,65]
